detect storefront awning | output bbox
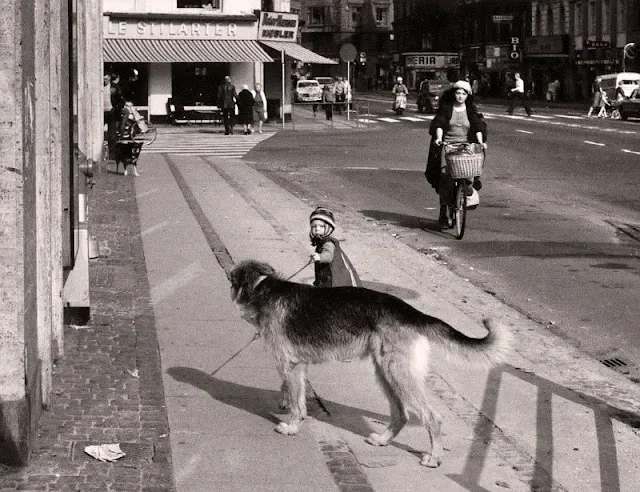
[104,38,274,63]
[260,41,337,64]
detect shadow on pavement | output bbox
[360,209,440,231]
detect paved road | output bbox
[246,103,640,381]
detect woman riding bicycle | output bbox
[425,80,487,230]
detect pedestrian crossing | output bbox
[353,110,639,135]
[143,131,275,158]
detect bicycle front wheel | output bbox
[454,184,467,240]
[133,121,157,146]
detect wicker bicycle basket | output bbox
[445,151,484,179]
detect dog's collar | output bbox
[253,275,268,289]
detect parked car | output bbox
[416,80,451,113]
[295,79,322,102]
[618,89,640,120]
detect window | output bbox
[308,6,325,26]
[617,0,626,31]
[376,7,388,26]
[177,0,220,8]
[535,6,541,36]
[547,5,554,35]
[587,1,596,35]
[559,4,566,34]
[575,2,583,33]
[350,6,361,29]
[602,0,610,33]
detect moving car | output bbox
[295,79,322,102]
[416,80,451,113]
[618,89,640,120]
[598,72,640,102]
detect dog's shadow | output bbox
[167,366,422,457]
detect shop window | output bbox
[171,63,229,106]
[307,6,326,26]
[177,0,221,9]
[375,8,388,27]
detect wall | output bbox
[149,63,172,116]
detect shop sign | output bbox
[258,11,298,40]
[492,15,514,23]
[585,40,611,49]
[524,35,568,55]
[103,17,256,40]
[404,53,459,68]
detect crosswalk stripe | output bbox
[144,132,274,158]
[399,116,427,122]
[378,117,401,123]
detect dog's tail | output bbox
[430,318,511,367]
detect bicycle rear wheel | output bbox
[454,184,467,239]
[132,120,157,146]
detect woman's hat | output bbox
[310,207,336,229]
[453,80,472,94]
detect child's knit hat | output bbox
[309,207,336,230]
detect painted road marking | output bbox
[555,114,584,119]
[531,114,553,119]
[399,116,426,122]
[516,129,533,134]
[584,140,605,146]
[377,117,401,123]
[622,149,640,155]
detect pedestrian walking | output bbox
[507,72,532,116]
[251,83,268,134]
[309,207,361,288]
[236,84,254,135]
[598,87,610,118]
[587,77,602,117]
[216,75,237,135]
[333,76,347,115]
[322,84,335,120]
[546,79,560,102]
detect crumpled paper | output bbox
[84,443,126,462]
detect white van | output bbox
[598,72,640,100]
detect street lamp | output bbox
[622,42,636,72]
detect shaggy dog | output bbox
[229,260,511,467]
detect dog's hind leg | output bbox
[365,358,409,447]
[275,363,307,436]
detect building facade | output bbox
[298,0,394,89]
[530,0,640,100]
[0,0,103,464]
[104,0,334,121]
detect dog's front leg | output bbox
[275,363,307,436]
[276,364,292,412]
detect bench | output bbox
[167,100,223,125]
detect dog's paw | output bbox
[275,422,299,436]
[365,432,390,447]
[420,453,442,468]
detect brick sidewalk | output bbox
[0,164,175,491]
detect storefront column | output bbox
[149,63,171,120]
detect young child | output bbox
[309,207,362,288]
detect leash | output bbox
[210,332,261,377]
[285,259,313,281]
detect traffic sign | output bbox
[625,43,637,60]
[339,43,357,62]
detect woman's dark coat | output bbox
[236,89,255,125]
[425,88,488,190]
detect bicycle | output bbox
[130,114,157,146]
[440,142,485,240]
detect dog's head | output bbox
[229,260,278,306]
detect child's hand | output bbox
[310,253,320,262]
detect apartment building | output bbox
[298,0,394,88]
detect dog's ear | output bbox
[230,261,277,302]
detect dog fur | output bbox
[229,260,511,467]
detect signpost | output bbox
[339,44,357,121]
